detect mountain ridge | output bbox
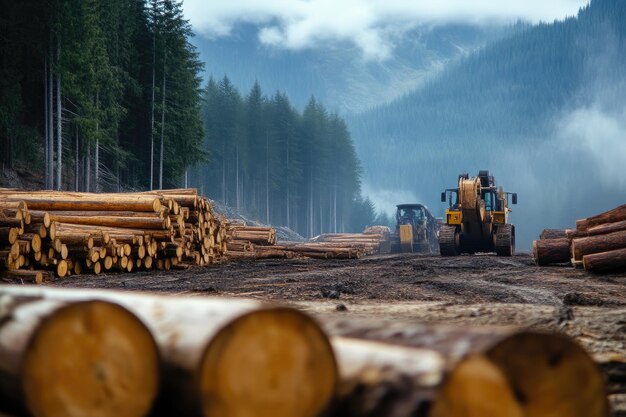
[191,23,513,113]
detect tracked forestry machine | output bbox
[439,171,517,256]
[390,204,439,253]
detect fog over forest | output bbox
[188,0,625,249]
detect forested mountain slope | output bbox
[192,23,510,113]
[349,0,626,248]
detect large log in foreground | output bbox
[324,318,608,417]
[0,286,338,417]
[0,293,159,417]
[533,238,571,265]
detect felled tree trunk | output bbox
[323,317,608,417]
[568,219,626,239]
[571,230,626,261]
[576,204,626,232]
[533,238,571,265]
[583,248,626,273]
[0,286,338,417]
[0,292,159,417]
[0,269,53,284]
[0,194,161,213]
[539,229,569,239]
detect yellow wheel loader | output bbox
[439,171,517,256]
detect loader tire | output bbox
[495,224,515,256]
[439,226,460,256]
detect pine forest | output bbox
[0,0,369,236]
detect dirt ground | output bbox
[49,252,626,414]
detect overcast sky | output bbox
[183,0,590,59]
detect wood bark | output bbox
[46,214,167,230]
[0,218,22,229]
[576,204,626,232]
[323,317,608,417]
[0,292,159,417]
[539,229,568,239]
[582,248,626,273]
[568,219,626,239]
[0,286,337,417]
[2,197,161,213]
[1,270,53,284]
[533,238,571,265]
[0,228,18,245]
[571,230,626,261]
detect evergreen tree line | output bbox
[192,77,378,237]
[0,0,204,191]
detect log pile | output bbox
[223,222,389,261]
[225,222,277,245]
[0,285,612,417]
[1,188,391,279]
[0,188,227,281]
[309,232,388,256]
[533,203,626,272]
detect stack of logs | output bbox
[0,188,227,283]
[533,204,626,272]
[0,285,613,417]
[1,187,390,281]
[223,221,388,261]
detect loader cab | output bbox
[441,189,459,210]
[396,204,426,224]
[482,190,500,212]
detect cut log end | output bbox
[152,198,162,213]
[56,260,68,278]
[21,301,160,417]
[431,332,607,417]
[430,354,524,417]
[487,332,607,417]
[199,308,337,417]
[104,256,113,271]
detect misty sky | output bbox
[183,0,589,59]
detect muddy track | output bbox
[46,252,626,358]
[50,253,626,306]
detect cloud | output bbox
[183,0,588,59]
[361,182,422,217]
[556,105,626,188]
